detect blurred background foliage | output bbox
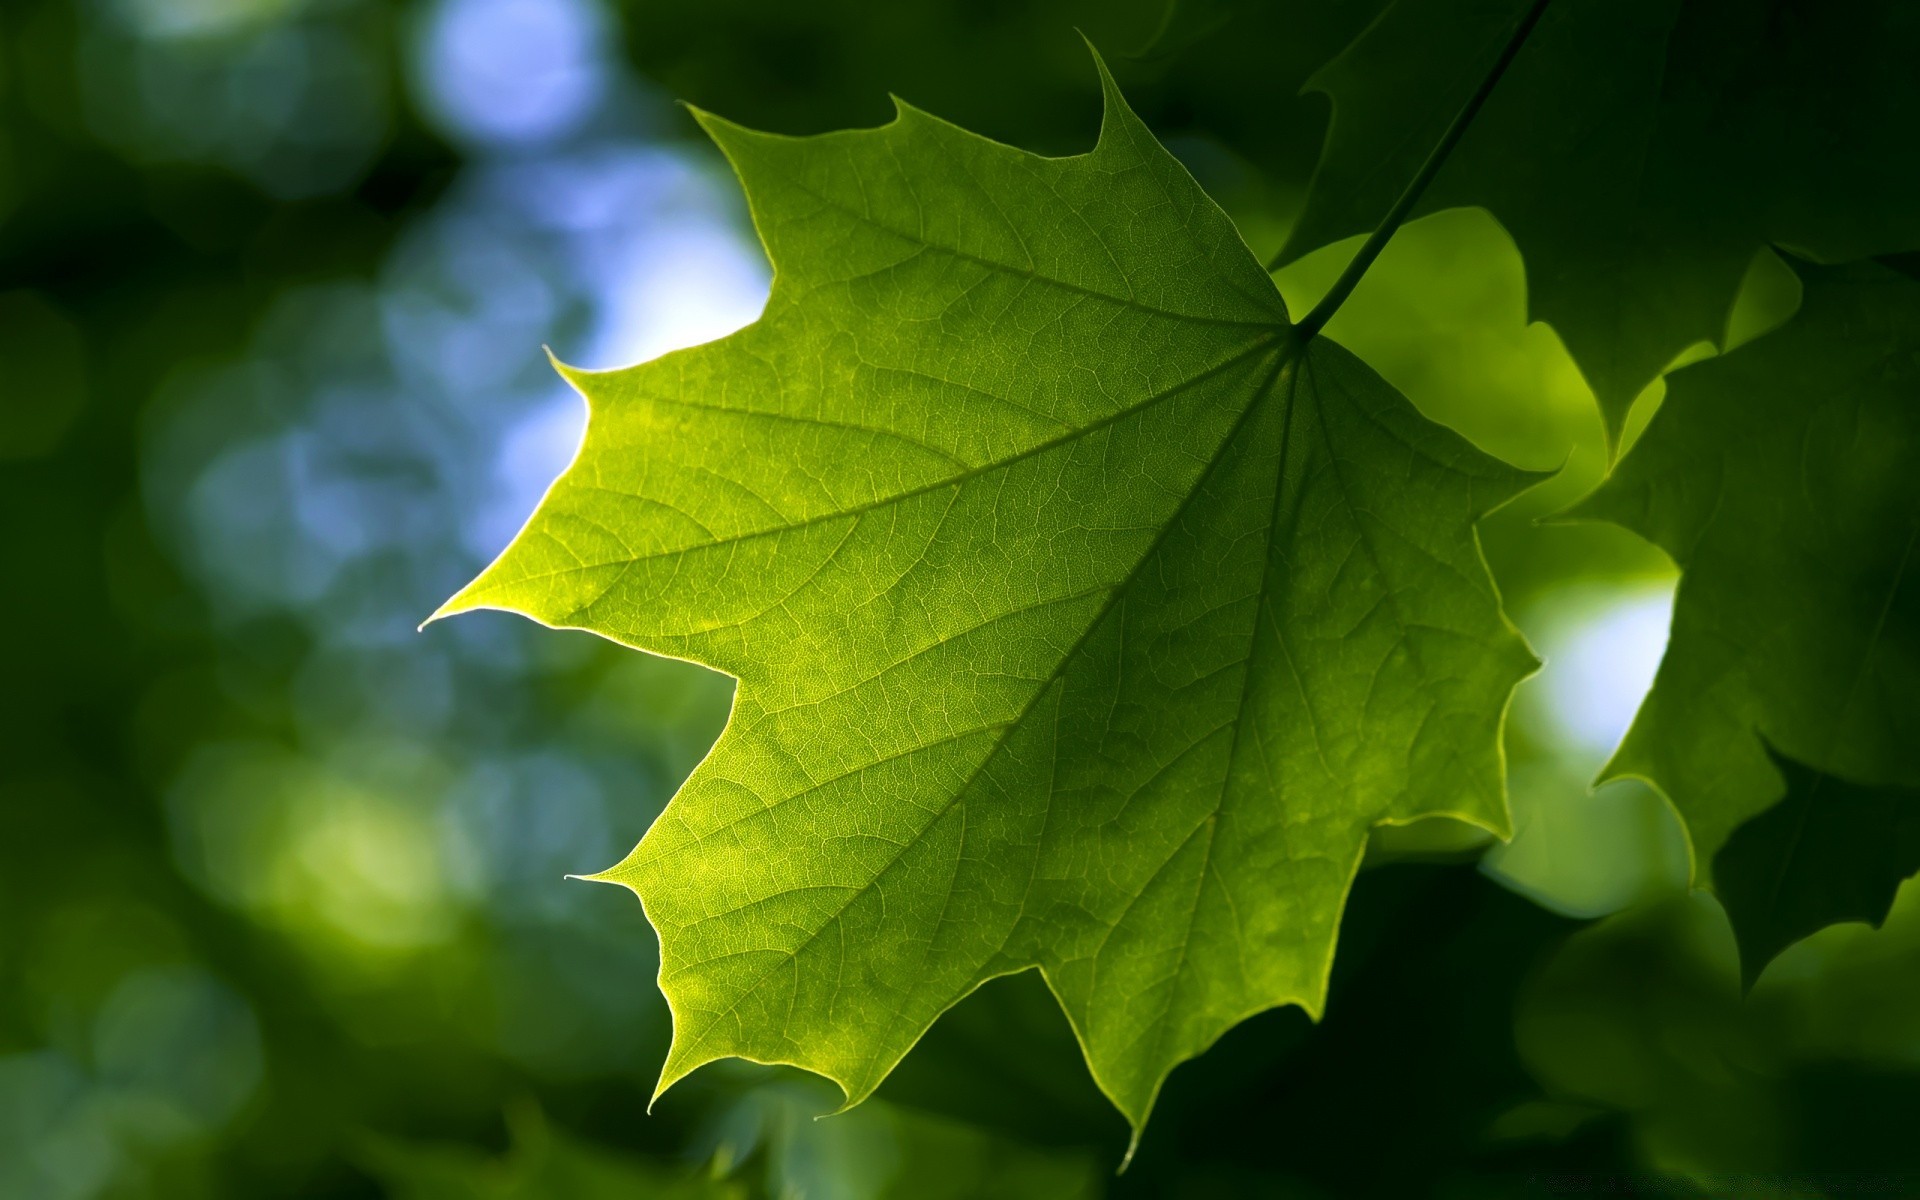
[2,0,1915,1195]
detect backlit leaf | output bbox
[437,54,1535,1135]
[1578,259,1920,976]
[1282,0,1920,441]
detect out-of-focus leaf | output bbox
[1714,748,1920,989]
[1517,889,1920,1183]
[1577,260,1920,976]
[1281,0,1920,440]
[364,1107,739,1200]
[437,55,1535,1135]
[711,1081,1102,1200]
[626,0,1160,144]
[1128,0,1240,62]
[624,0,1387,248]
[1749,880,1920,1069]
[1513,895,1780,1176]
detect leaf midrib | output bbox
[496,333,1287,604]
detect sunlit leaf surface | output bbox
[440,57,1535,1131]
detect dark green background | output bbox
[3,0,1915,1195]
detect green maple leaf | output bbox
[1577,259,1920,979]
[1714,746,1920,989]
[434,55,1536,1136]
[1280,0,1920,441]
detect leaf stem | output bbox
[1286,0,1552,341]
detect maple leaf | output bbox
[1576,259,1920,980]
[1714,746,1920,989]
[434,55,1536,1136]
[1279,0,1920,442]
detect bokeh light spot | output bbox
[413,0,610,147]
[1537,584,1675,759]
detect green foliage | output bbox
[366,1095,1098,1200]
[14,0,1920,1191]
[438,57,1535,1132]
[1578,259,1920,980]
[624,0,1381,208]
[1282,0,1920,440]
[1514,894,1773,1172]
[366,1107,738,1200]
[1715,749,1920,990]
[709,1081,1103,1199]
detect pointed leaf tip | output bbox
[1079,33,1143,150]
[685,103,761,161]
[542,346,596,394]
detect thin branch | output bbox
[1286,0,1553,341]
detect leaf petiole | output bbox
[1282,0,1552,340]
